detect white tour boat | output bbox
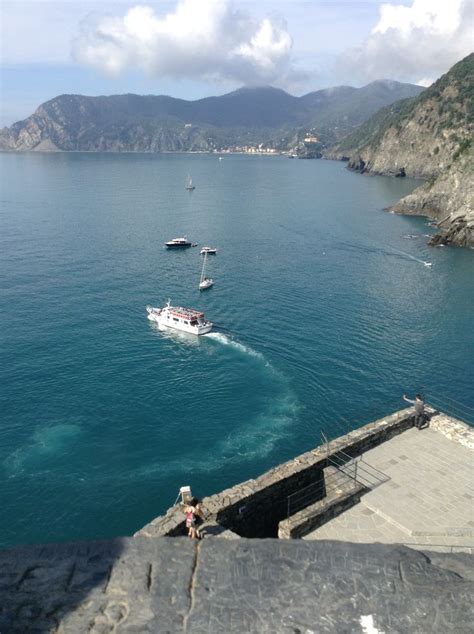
[199,251,213,290]
[146,300,213,335]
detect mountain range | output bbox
[1,55,472,247]
[0,81,422,153]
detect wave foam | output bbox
[205,332,264,359]
[4,423,82,477]
[130,370,300,480]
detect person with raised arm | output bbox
[403,393,426,429]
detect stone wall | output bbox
[278,466,366,539]
[429,413,474,449]
[136,408,416,539]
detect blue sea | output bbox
[1,153,473,549]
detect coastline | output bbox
[3,146,471,247]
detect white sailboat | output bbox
[185,175,195,190]
[199,251,213,290]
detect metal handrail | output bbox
[286,468,361,517]
[424,396,473,426]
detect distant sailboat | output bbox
[199,251,213,290]
[185,175,195,190]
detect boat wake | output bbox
[388,246,433,267]
[132,389,299,479]
[338,241,432,267]
[4,423,82,477]
[204,331,264,360]
[131,334,300,479]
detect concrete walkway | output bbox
[304,420,474,553]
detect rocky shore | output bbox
[326,54,473,248]
[390,143,473,247]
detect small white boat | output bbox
[200,246,217,255]
[199,251,213,290]
[185,175,195,191]
[146,300,212,335]
[165,237,192,248]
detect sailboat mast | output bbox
[200,251,207,284]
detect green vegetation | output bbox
[335,96,416,151]
[453,138,472,161]
[335,53,473,155]
[1,81,425,153]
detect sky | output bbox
[1,0,473,126]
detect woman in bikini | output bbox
[184,498,203,539]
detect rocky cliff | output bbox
[327,53,474,247]
[0,82,422,153]
[392,141,473,247]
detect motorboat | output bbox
[200,247,217,255]
[165,237,192,248]
[146,300,212,335]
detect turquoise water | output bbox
[1,153,473,548]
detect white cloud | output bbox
[336,0,473,84]
[73,0,295,84]
[416,77,435,87]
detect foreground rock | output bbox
[0,537,472,632]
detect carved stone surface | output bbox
[1,537,472,633]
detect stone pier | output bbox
[136,407,473,552]
[304,414,474,552]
